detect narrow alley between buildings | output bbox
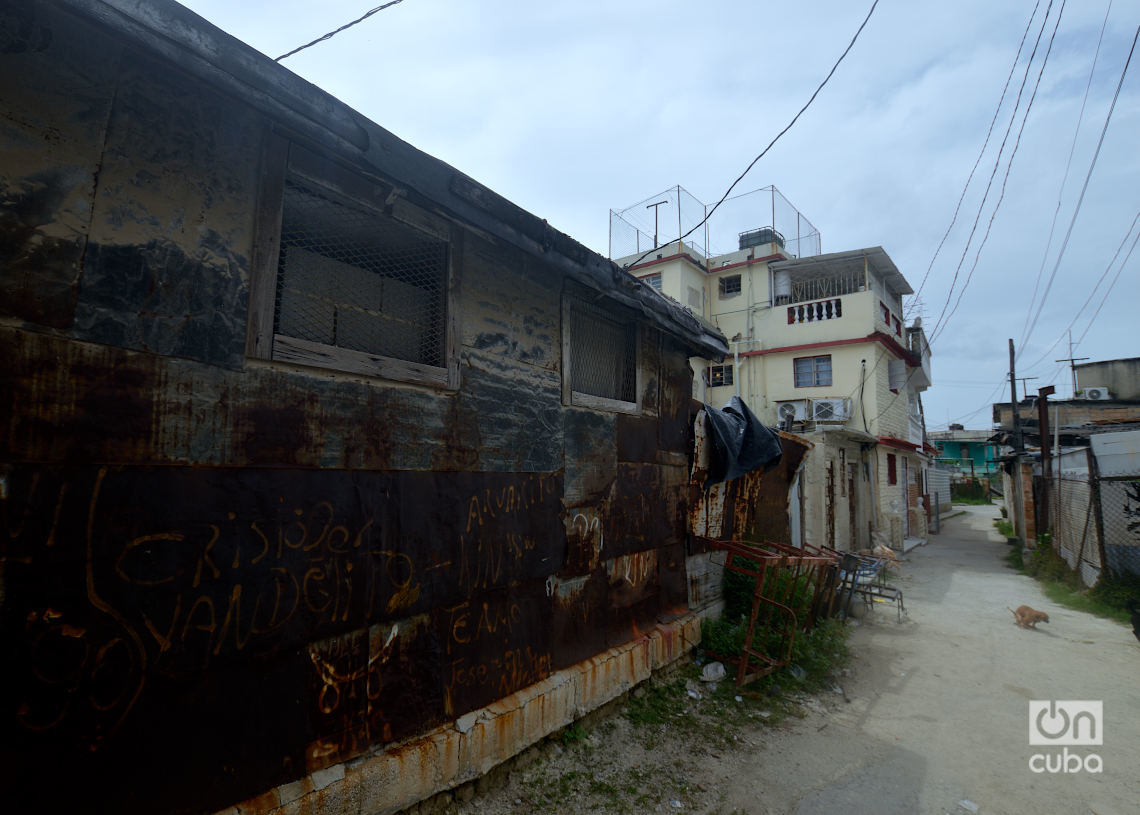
[457,506,1140,815]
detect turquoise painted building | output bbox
[929,428,998,476]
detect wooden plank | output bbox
[245,129,288,360]
[272,335,450,388]
[446,226,462,389]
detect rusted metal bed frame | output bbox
[700,538,841,686]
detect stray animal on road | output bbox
[1008,605,1049,629]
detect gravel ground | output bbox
[440,506,1139,815]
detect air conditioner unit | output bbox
[1083,386,1111,401]
[813,398,850,422]
[776,400,810,422]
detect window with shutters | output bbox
[887,453,897,485]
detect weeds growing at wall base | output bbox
[1001,528,1138,625]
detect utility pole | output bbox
[1037,385,1056,534]
[1009,338,1027,545]
[646,199,668,250]
[1009,338,1022,452]
[1055,329,1088,397]
[1015,376,1037,393]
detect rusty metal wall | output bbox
[0,6,697,813]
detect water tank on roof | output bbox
[739,226,785,251]
[773,270,791,305]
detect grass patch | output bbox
[952,495,992,505]
[1000,533,1138,624]
[994,518,1014,538]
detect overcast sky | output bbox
[178,0,1138,430]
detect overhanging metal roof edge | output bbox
[56,0,726,356]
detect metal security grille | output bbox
[275,179,447,367]
[569,300,636,402]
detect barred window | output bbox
[794,354,832,387]
[565,298,638,409]
[275,180,446,367]
[707,364,733,387]
[248,138,457,388]
[719,274,742,298]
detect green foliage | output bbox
[1002,536,1136,625]
[994,518,1014,538]
[1003,541,1024,571]
[951,479,989,502]
[557,724,588,746]
[1089,571,1140,611]
[1023,539,1079,588]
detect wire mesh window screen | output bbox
[275,179,448,368]
[569,300,637,403]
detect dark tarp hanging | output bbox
[703,396,783,487]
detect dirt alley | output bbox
[456,505,1140,815]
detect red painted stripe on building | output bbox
[877,435,920,452]
[740,330,920,367]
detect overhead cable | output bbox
[622,0,880,270]
[276,0,407,62]
[1015,0,1114,350]
[905,0,1042,317]
[1016,21,1140,354]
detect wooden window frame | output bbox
[793,354,832,388]
[707,364,733,387]
[887,453,897,485]
[247,132,460,389]
[719,274,742,299]
[561,292,643,415]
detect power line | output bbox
[1075,220,1140,344]
[1016,21,1140,354]
[928,0,1068,348]
[925,0,1059,344]
[905,0,1042,317]
[276,0,407,62]
[1019,209,1140,372]
[621,0,880,270]
[1016,0,1113,349]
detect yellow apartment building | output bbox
[617,224,933,551]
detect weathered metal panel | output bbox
[656,343,695,454]
[1,465,566,812]
[70,51,260,370]
[730,437,809,544]
[0,7,714,814]
[0,1,120,329]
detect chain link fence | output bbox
[609,185,821,264]
[1099,477,1140,577]
[275,179,448,367]
[1037,456,1140,586]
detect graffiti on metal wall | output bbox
[2,466,564,752]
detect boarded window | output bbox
[567,299,637,405]
[275,179,447,367]
[707,364,733,387]
[794,354,832,387]
[719,274,742,298]
[887,453,897,485]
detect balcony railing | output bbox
[787,298,842,325]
